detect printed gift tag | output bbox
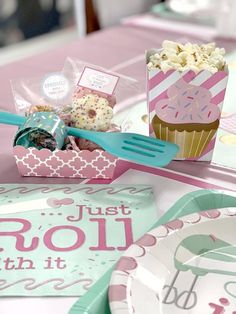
[78,67,119,95]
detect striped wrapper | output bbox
[146,50,229,161]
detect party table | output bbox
[0,21,235,190]
[0,17,235,314]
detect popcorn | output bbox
[147,41,226,73]
[160,61,177,72]
[162,40,179,52]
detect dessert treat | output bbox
[73,86,116,108]
[63,136,81,152]
[75,124,121,151]
[26,104,55,116]
[19,100,118,153]
[14,112,67,151]
[147,41,226,73]
[26,104,74,127]
[28,131,57,151]
[58,112,72,126]
[12,64,127,158]
[71,94,113,131]
[75,138,101,151]
[152,79,221,158]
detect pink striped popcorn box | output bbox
[13,146,118,179]
[146,50,228,161]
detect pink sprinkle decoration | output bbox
[187,96,194,100]
[161,104,168,109]
[208,111,212,118]
[210,234,217,242]
[219,297,230,305]
[175,111,179,118]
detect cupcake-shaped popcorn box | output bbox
[147,41,228,160]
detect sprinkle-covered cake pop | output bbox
[73,86,116,108]
[71,94,113,131]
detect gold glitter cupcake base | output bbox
[153,127,217,159]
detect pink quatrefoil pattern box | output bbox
[146,50,229,161]
[13,146,118,179]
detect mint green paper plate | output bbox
[69,189,236,314]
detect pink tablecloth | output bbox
[0,24,235,189]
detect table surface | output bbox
[0,19,236,314]
[0,23,235,190]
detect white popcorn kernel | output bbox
[160,61,176,72]
[170,54,183,64]
[148,41,226,73]
[183,43,195,54]
[160,50,169,60]
[147,62,154,70]
[209,52,224,61]
[214,47,225,56]
[170,62,182,70]
[187,55,196,65]
[147,60,161,71]
[201,42,216,55]
[192,51,203,65]
[162,40,179,52]
[209,66,218,73]
[200,64,218,73]
[209,58,225,71]
[178,51,189,65]
[149,53,161,61]
[162,51,181,63]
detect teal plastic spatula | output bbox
[0,111,179,167]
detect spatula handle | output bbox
[0,111,25,127]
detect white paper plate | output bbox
[109,207,236,313]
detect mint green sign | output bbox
[0,184,157,296]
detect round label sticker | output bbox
[41,73,69,101]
